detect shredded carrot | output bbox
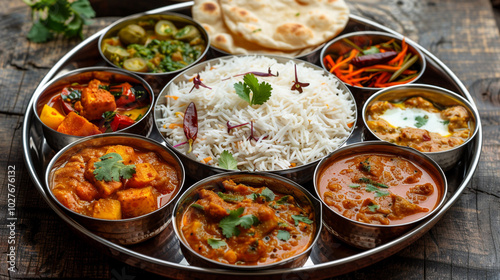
[165,95,179,100]
[329,49,358,73]
[290,162,297,167]
[202,156,212,163]
[168,123,183,129]
[347,122,354,128]
[324,55,335,69]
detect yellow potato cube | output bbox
[116,186,157,218]
[127,163,158,188]
[92,198,121,220]
[39,104,65,130]
[105,145,135,165]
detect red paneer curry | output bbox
[180,180,316,265]
[38,79,150,136]
[317,153,442,225]
[50,145,179,219]
[366,96,472,152]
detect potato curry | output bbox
[180,180,316,265]
[50,145,179,219]
[318,153,441,225]
[38,79,150,136]
[366,97,471,152]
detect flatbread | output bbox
[219,0,349,51]
[192,0,320,56]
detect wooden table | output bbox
[1,0,499,279]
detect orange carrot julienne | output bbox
[165,95,179,100]
[202,156,212,163]
[168,123,183,129]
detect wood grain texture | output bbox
[0,0,499,279]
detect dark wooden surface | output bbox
[1,0,499,279]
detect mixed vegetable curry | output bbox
[180,180,316,265]
[101,18,206,73]
[38,79,150,136]
[366,96,472,152]
[318,153,442,225]
[50,144,179,219]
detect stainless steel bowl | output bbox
[172,171,322,269]
[45,133,185,245]
[320,31,426,92]
[33,67,154,151]
[313,141,447,249]
[361,84,480,171]
[98,12,210,91]
[154,55,357,184]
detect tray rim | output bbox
[22,1,483,277]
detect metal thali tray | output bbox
[22,2,482,279]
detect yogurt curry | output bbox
[366,96,472,152]
[180,180,316,265]
[51,145,179,219]
[318,153,442,225]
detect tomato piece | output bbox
[110,114,135,131]
[111,83,136,107]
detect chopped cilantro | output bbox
[246,193,257,200]
[375,189,390,198]
[277,230,291,241]
[291,215,313,226]
[207,238,227,249]
[441,120,450,125]
[191,203,204,210]
[367,203,380,212]
[261,187,275,202]
[363,46,380,55]
[276,195,290,205]
[415,115,429,128]
[252,28,262,33]
[219,150,238,170]
[349,184,361,188]
[93,153,135,182]
[360,159,371,172]
[234,74,272,106]
[365,184,379,192]
[376,182,389,188]
[219,208,259,238]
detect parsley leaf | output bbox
[234,74,272,105]
[25,0,96,43]
[93,153,135,182]
[219,208,259,238]
[277,230,291,241]
[367,203,380,212]
[219,150,238,170]
[415,115,429,128]
[260,187,275,202]
[291,215,313,226]
[207,238,227,249]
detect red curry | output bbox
[51,144,178,219]
[318,153,441,225]
[180,180,315,265]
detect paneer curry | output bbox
[180,180,316,265]
[50,144,179,219]
[38,78,150,136]
[317,153,442,225]
[366,96,472,152]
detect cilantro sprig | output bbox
[93,153,136,182]
[291,215,313,226]
[234,74,272,105]
[219,150,238,170]
[219,208,259,238]
[277,230,291,241]
[415,115,429,128]
[25,0,96,43]
[207,238,227,249]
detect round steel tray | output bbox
[22,2,482,279]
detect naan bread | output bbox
[192,0,320,56]
[219,0,349,51]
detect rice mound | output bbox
[156,56,356,171]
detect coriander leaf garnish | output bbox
[415,115,429,128]
[276,195,290,205]
[260,187,276,202]
[93,153,135,182]
[191,203,204,210]
[277,230,291,241]
[234,74,272,105]
[441,120,450,125]
[365,184,379,192]
[367,203,380,212]
[219,150,238,170]
[349,184,361,188]
[291,215,313,226]
[374,189,390,198]
[207,238,227,249]
[246,193,258,200]
[219,208,259,238]
[218,192,244,202]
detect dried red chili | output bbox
[350,51,398,68]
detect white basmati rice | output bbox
[156,56,356,171]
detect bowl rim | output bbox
[32,66,155,138]
[97,11,210,76]
[153,54,358,174]
[171,171,323,269]
[361,83,480,156]
[313,140,449,229]
[319,30,427,91]
[44,132,186,222]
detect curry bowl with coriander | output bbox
[45,133,185,245]
[172,172,322,269]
